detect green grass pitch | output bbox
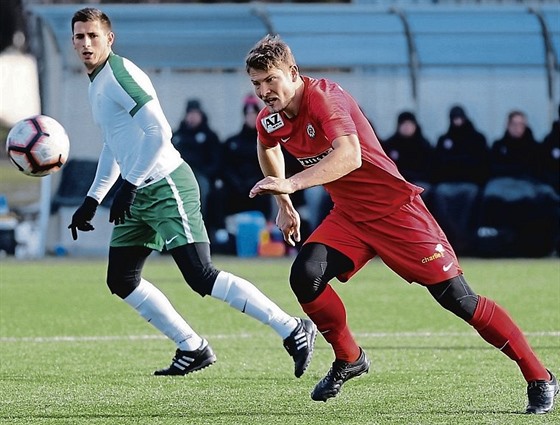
[1,256,558,424]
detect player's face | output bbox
[248,65,300,116]
[72,20,114,72]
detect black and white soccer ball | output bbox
[6,115,70,177]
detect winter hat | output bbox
[243,95,261,115]
[397,111,417,125]
[449,105,466,120]
[186,99,202,113]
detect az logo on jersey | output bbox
[261,113,285,133]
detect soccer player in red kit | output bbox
[246,34,558,413]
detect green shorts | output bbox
[110,162,209,251]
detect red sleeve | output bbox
[309,80,357,143]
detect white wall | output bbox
[0,50,41,126]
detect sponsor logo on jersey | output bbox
[261,113,285,133]
[297,148,333,167]
[306,123,316,138]
[421,243,446,264]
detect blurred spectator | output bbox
[477,110,559,257]
[431,105,490,255]
[538,105,560,194]
[382,111,434,206]
[211,95,272,230]
[172,98,221,217]
[489,110,539,179]
[433,105,490,185]
[539,106,560,255]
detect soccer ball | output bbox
[6,115,70,177]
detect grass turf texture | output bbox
[0,256,558,425]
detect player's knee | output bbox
[184,265,220,297]
[169,244,220,297]
[106,246,151,299]
[428,275,479,321]
[289,255,327,303]
[106,265,140,299]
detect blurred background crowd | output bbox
[0,0,558,258]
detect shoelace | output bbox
[326,361,351,382]
[527,381,552,405]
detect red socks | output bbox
[469,296,549,382]
[301,284,361,362]
[301,287,548,382]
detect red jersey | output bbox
[256,76,422,222]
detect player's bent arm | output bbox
[257,141,286,179]
[288,134,361,191]
[256,142,301,245]
[87,143,121,203]
[256,142,294,207]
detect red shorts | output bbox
[305,195,462,285]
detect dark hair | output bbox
[397,111,417,126]
[507,110,526,123]
[185,99,202,113]
[71,8,112,33]
[245,34,296,73]
[449,105,466,120]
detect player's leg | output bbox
[290,238,371,401]
[291,242,359,361]
[106,244,215,375]
[427,274,548,381]
[153,163,316,377]
[109,188,216,376]
[428,275,557,413]
[375,195,557,414]
[168,241,316,377]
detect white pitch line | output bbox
[0,331,558,343]
[357,331,560,338]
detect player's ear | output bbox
[107,31,115,46]
[290,65,299,82]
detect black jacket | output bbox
[172,116,221,179]
[382,126,434,184]
[538,120,560,192]
[434,120,489,185]
[220,124,262,194]
[490,126,539,180]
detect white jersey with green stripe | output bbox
[86,52,183,202]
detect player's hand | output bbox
[249,176,295,198]
[68,196,99,240]
[276,205,301,247]
[109,180,137,225]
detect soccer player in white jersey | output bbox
[69,7,316,377]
